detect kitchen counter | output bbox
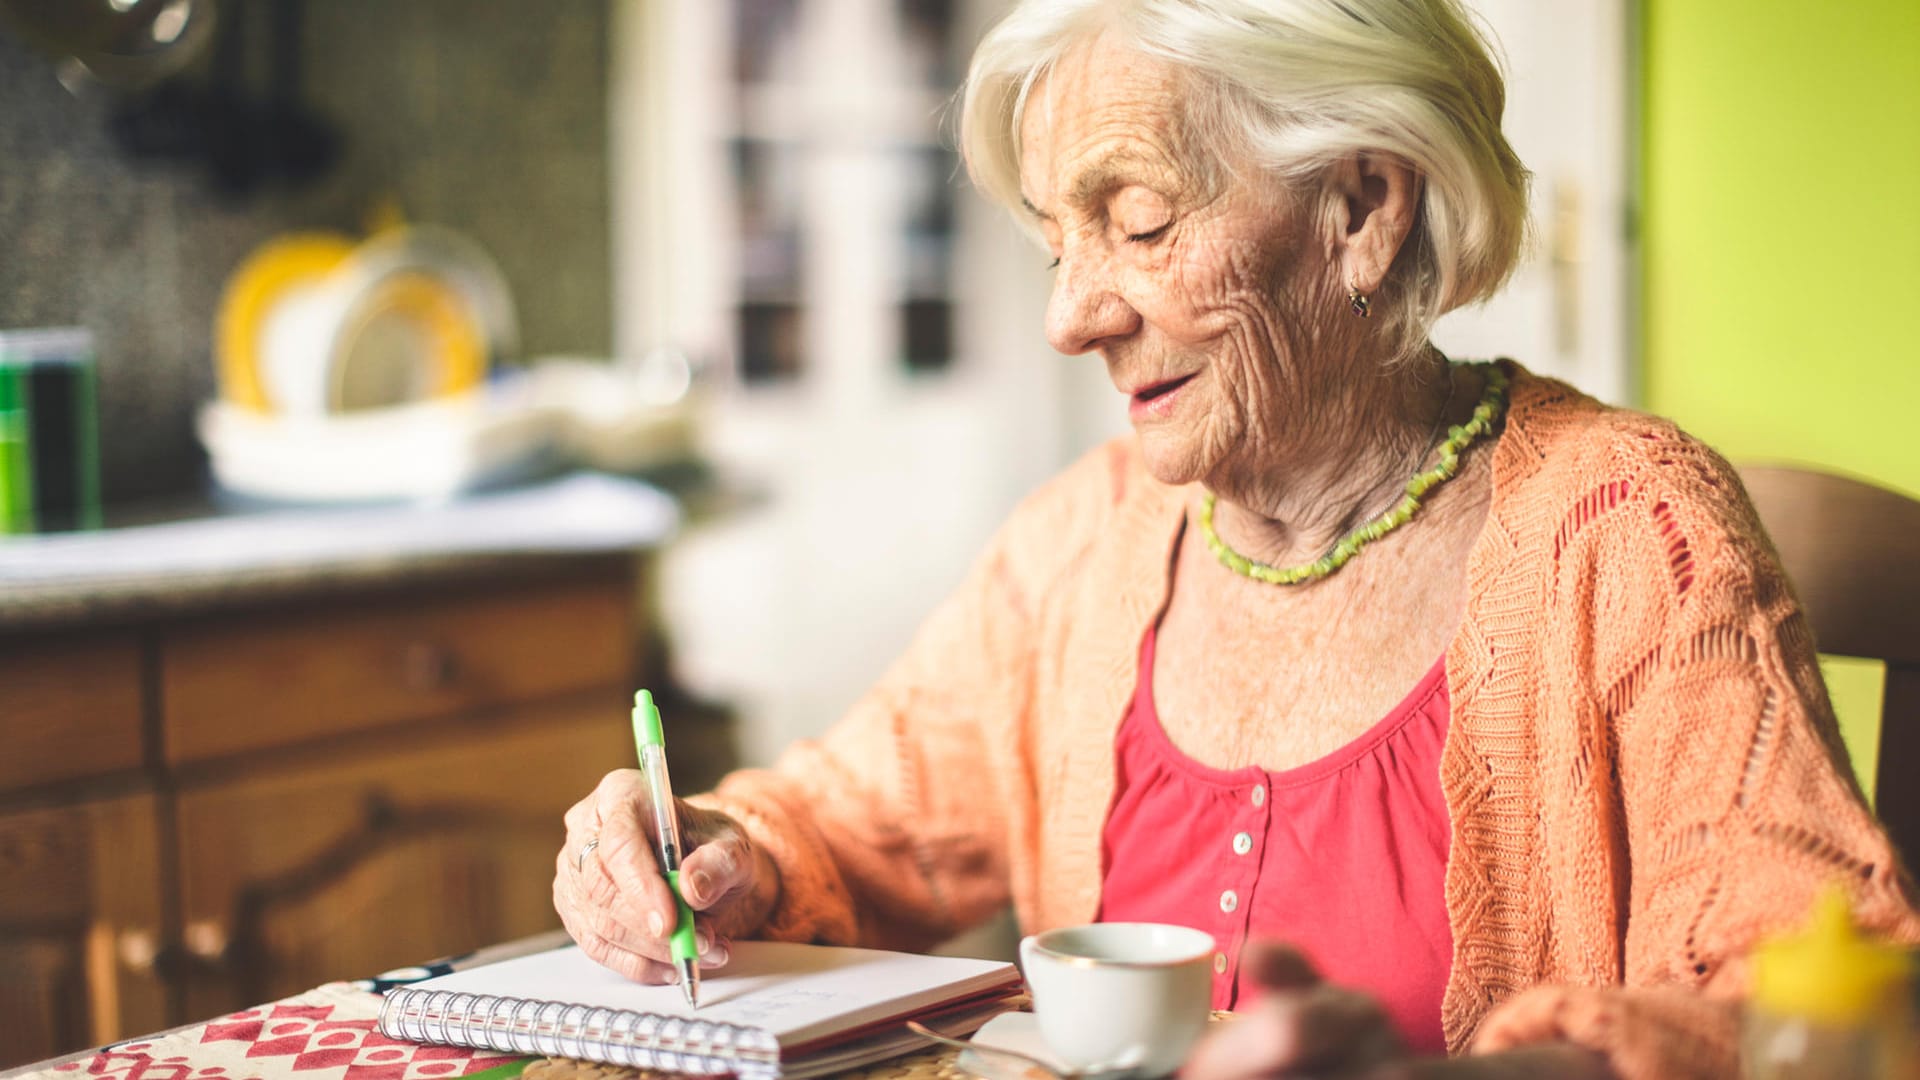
[0,472,682,1067]
[0,473,679,631]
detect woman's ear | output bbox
[1327,152,1421,296]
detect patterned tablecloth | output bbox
[6,984,523,1080]
[1,983,981,1080]
[6,947,1222,1080]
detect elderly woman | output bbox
[554,2,1918,1077]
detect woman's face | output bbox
[1019,36,1343,489]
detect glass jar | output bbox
[1743,889,1916,1079]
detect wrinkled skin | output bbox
[1021,32,1440,564]
[552,769,777,985]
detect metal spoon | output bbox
[905,1020,1148,1080]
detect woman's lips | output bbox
[1128,373,1195,421]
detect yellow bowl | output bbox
[215,233,355,412]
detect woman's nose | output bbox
[1044,252,1139,356]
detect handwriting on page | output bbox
[716,988,844,1024]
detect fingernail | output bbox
[648,911,665,938]
[689,870,713,903]
[709,941,730,966]
[697,928,714,954]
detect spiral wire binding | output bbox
[379,987,783,1076]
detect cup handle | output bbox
[1018,934,1039,974]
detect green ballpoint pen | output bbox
[633,689,701,1007]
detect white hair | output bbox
[958,0,1531,361]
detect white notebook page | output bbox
[407,941,1018,1048]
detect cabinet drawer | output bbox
[0,635,143,794]
[162,577,633,765]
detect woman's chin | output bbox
[1134,432,1208,489]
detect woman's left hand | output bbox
[1180,943,1616,1080]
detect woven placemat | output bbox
[521,1042,967,1080]
[519,1011,1236,1080]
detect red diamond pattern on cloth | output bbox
[22,984,521,1080]
[284,1021,480,1080]
[205,1003,343,1058]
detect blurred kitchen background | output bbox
[1,0,1913,1067]
[1,1,614,503]
[0,0,1634,751]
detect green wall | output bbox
[1642,0,1920,794]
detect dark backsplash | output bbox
[0,1,611,504]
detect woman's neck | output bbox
[1206,348,1468,569]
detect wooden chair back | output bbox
[1738,464,1920,864]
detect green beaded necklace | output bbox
[1198,360,1509,585]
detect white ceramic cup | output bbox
[1019,922,1215,1077]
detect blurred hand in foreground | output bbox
[1181,942,1615,1080]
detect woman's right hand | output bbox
[553,769,781,983]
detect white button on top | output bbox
[1213,952,1228,974]
[1220,889,1239,913]
[1232,831,1253,856]
[1251,784,1267,807]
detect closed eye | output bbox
[1126,223,1172,244]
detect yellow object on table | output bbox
[1744,888,1916,1079]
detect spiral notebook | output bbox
[376,941,1022,1078]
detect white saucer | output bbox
[955,1013,1155,1080]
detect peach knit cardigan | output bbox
[695,364,1920,1078]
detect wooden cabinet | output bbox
[0,795,168,1065]
[0,635,145,794]
[172,701,629,1020]
[0,557,643,1068]
[162,578,631,765]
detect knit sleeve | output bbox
[686,444,1122,951]
[1474,424,1920,1078]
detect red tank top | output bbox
[1097,621,1454,1054]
